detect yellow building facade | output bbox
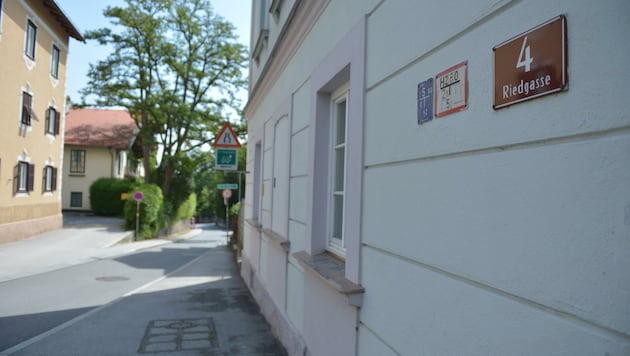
[0,0,82,243]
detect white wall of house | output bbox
[244,0,630,355]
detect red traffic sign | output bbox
[213,122,241,148]
[221,189,232,199]
[133,191,144,202]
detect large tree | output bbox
[81,0,247,198]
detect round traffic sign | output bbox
[221,189,232,199]
[133,191,144,202]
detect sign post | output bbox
[222,189,233,243]
[213,122,242,172]
[133,191,144,240]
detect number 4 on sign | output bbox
[517,36,533,72]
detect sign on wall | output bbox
[435,61,468,118]
[417,77,434,124]
[493,15,567,109]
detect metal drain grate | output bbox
[95,276,130,282]
[138,318,218,353]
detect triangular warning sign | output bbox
[213,122,241,148]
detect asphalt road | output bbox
[0,228,222,352]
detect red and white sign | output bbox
[221,189,232,199]
[435,61,468,118]
[213,122,241,148]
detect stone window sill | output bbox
[246,218,262,232]
[262,228,290,253]
[292,251,364,307]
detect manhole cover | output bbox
[138,318,218,353]
[95,276,130,282]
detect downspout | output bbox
[108,146,115,178]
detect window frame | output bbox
[69,149,86,174]
[70,192,82,208]
[25,19,37,60]
[43,165,57,192]
[21,91,33,126]
[15,161,34,194]
[327,85,349,256]
[45,106,60,135]
[51,45,60,78]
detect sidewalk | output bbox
[3,226,286,355]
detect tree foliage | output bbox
[81,0,248,200]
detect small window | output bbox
[43,165,57,192]
[51,45,60,78]
[70,192,82,207]
[45,107,60,135]
[328,88,348,256]
[25,20,37,59]
[15,161,34,194]
[21,91,33,126]
[69,150,86,174]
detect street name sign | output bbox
[217,183,238,190]
[493,15,567,109]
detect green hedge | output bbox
[124,183,163,239]
[89,178,135,216]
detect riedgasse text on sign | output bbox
[502,74,551,99]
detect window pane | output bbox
[334,147,345,191]
[335,99,346,145]
[25,20,36,59]
[70,150,85,173]
[51,46,60,78]
[332,194,343,240]
[47,108,56,133]
[18,163,27,191]
[70,192,82,207]
[45,166,52,191]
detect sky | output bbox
[55,0,252,105]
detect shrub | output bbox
[89,178,134,216]
[176,193,197,221]
[124,183,163,239]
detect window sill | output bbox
[69,173,86,177]
[246,218,263,232]
[292,251,364,307]
[262,228,290,253]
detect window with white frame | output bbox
[46,106,60,135]
[328,85,349,256]
[51,45,60,78]
[21,91,33,126]
[25,20,37,59]
[43,165,57,192]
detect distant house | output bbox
[62,108,139,211]
[0,0,83,243]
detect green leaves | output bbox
[81,0,248,197]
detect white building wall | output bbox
[359,0,630,354]
[247,0,629,355]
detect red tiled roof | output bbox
[65,108,137,150]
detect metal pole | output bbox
[225,198,229,244]
[135,200,139,241]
